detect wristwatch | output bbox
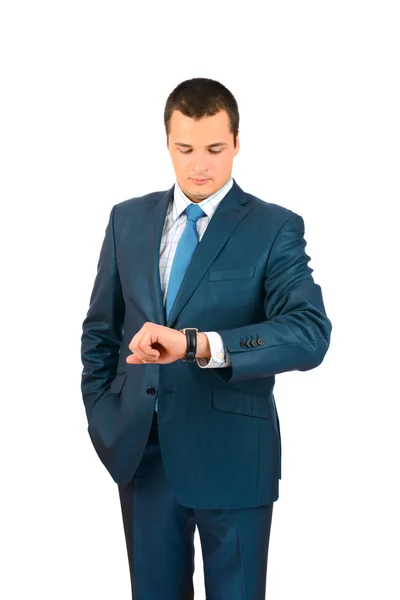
[179,328,198,362]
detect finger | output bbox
[128,331,160,361]
[130,336,150,360]
[139,338,159,358]
[128,339,140,353]
[135,348,155,361]
[126,353,145,364]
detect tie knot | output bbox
[185,203,205,223]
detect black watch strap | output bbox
[180,328,198,362]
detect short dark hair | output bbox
[164,77,240,148]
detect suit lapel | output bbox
[142,184,174,327]
[142,178,252,329]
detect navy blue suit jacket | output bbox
[81,178,332,508]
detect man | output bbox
[81,77,332,599]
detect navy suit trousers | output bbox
[118,410,274,599]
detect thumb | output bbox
[126,353,142,364]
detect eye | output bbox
[179,149,222,155]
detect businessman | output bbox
[81,77,332,599]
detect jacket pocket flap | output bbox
[209,266,255,281]
[212,386,270,419]
[109,373,127,394]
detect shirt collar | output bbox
[171,177,234,223]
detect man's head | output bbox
[164,78,240,203]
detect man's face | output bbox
[167,109,240,203]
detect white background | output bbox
[1,1,399,598]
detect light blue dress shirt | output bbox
[159,177,233,368]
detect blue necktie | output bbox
[155,203,205,412]
[165,203,206,319]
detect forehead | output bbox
[169,109,231,141]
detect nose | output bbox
[190,151,211,174]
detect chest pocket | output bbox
[209,266,255,281]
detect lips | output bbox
[192,178,209,184]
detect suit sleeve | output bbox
[212,213,332,383]
[80,205,125,419]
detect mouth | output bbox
[191,178,209,185]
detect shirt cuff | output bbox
[196,331,232,368]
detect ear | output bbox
[234,131,240,155]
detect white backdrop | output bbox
[1,1,399,598]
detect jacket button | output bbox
[146,387,156,396]
[246,340,253,347]
[240,341,247,347]
[251,340,258,347]
[257,338,264,345]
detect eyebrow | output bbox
[173,142,228,148]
